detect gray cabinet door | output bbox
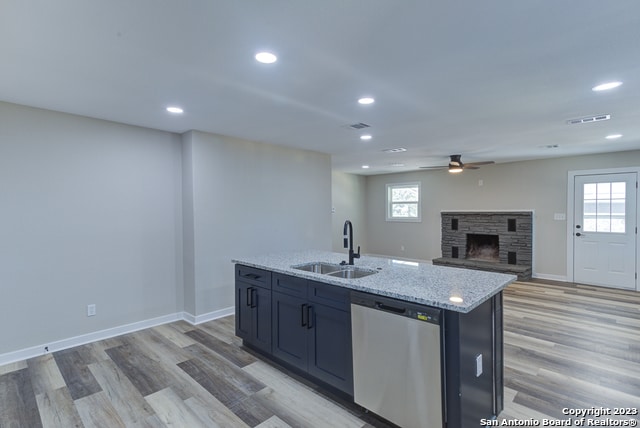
[235,270,272,354]
[308,303,353,395]
[252,286,272,353]
[271,291,308,371]
[235,281,253,341]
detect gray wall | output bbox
[331,171,367,254]
[0,101,332,356]
[183,131,332,316]
[364,150,640,279]
[0,102,184,354]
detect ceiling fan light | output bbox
[448,165,463,173]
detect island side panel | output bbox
[444,291,503,428]
[494,292,504,414]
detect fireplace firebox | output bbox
[466,234,499,262]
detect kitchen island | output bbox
[232,250,516,428]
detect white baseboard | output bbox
[532,272,568,282]
[0,306,234,367]
[181,306,235,325]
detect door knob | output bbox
[576,232,582,236]
[576,225,581,229]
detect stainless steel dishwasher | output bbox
[351,291,443,428]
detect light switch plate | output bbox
[554,213,566,220]
[475,353,483,377]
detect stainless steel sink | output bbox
[292,262,343,274]
[291,262,378,279]
[326,267,378,279]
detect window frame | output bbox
[386,182,422,222]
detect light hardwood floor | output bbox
[1,279,639,427]
[499,280,640,423]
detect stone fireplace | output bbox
[432,211,533,280]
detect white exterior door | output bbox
[573,172,637,290]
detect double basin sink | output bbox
[292,262,378,279]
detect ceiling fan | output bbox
[420,154,495,173]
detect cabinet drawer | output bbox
[308,280,350,311]
[272,273,308,298]
[236,265,271,289]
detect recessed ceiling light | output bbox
[390,163,405,167]
[592,81,622,91]
[360,135,372,141]
[361,165,370,169]
[166,107,183,114]
[358,97,375,105]
[255,51,277,64]
[606,134,623,139]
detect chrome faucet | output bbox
[343,220,360,265]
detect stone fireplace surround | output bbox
[432,211,533,280]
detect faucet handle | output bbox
[354,246,361,258]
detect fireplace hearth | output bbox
[433,211,533,280]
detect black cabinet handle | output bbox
[246,288,252,307]
[307,305,314,329]
[301,304,308,327]
[250,288,257,308]
[242,273,261,280]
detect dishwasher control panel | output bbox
[351,291,441,325]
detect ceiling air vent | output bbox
[382,147,407,153]
[347,122,371,130]
[566,114,610,125]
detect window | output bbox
[386,182,421,222]
[583,181,626,233]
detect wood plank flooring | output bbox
[1,280,638,427]
[500,280,640,424]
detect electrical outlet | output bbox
[87,304,96,317]
[400,245,405,251]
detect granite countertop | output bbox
[232,250,516,313]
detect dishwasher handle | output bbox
[375,302,406,314]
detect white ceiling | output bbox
[1,1,639,175]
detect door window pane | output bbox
[583,182,625,233]
[583,218,596,231]
[611,218,626,233]
[611,182,625,198]
[597,182,611,199]
[584,183,597,199]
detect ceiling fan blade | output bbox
[463,165,480,170]
[419,165,447,169]
[465,161,495,166]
